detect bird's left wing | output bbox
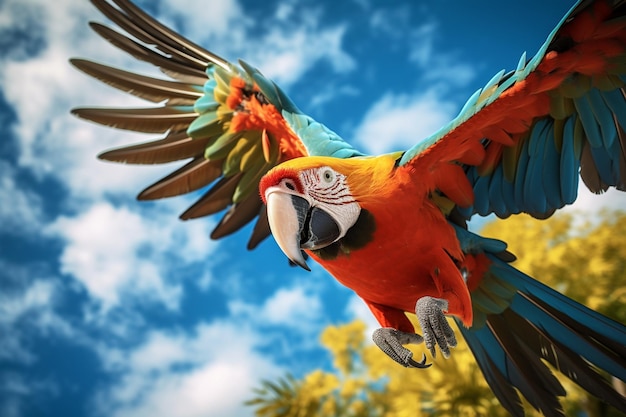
[399,0,626,221]
[71,0,363,249]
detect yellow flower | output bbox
[302,370,339,399]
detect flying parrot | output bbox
[71,0,626,416]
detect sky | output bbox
[1,0,626,416]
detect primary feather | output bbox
[72,0,360,248]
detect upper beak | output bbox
[265,190,341,271]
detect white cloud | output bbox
[112,363,253,417]
[262,286,321,325]
[46,202,216,312]
[95,321,282,417]
[352,89,457,155]
[0,279,56,364]
[229,285,322,329]
[0,162,43,235]
[309,84,360,109]
[0,268,72,416]
[0,264,77,366]
[368,6,476,88]
[0,0,176,204]
[407,20,477,88]
[249,23,355,88]
[275,1,296,21]
[407,22,437,66]
[369,5,413,38]
[345,294,380,338]
[160,0,248,40]
[159,0,355,89]
[0,280,55,326]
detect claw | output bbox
[372,328,431,368]
[415,296,457,359]
[407,353,431,368]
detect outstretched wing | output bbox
[398,2,626,413]
[72,0,363,249]
[399,0,626,221]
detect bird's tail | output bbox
[458,254,626,417]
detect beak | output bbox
[266,191,311,271]
[265,190,341,271]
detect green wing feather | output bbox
[72,0,361,249]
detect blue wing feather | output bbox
[487,167,507,217]
[406,0,626,221]
[523,120,550,214]
[542,123,562,209]
[589,142,617,185]
[473,173,491,215]
[602,89,626,130]
[513,139,531,212]
[559,116,579,204]
[588,89,617,149]
[461,329,526,417]
[499,168,519,216]
[574,96,603,148]
[281,112,365,158]
[454,228,626,415]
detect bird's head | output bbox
[259,156,374,270]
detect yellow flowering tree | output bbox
[481,210,626,322]
[247,210,626,417]
[247,320,391,417]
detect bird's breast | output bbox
[309,200,467,315]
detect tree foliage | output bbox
[247,210,626,417]
[481,210,626,323]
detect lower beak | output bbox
[265,191,341,271]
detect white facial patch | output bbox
[299,166,361,240]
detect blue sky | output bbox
[1,0,626,416]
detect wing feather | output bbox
[72,0,362,249]
[73,106,198,133]
[87,22,209,83]
[400,0,626,221]
[70,59,202,104]
[98,131,208,164]
[91,0,227,71]
[180,174,242,220]
[137,158,223,200]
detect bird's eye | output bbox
[283,179,296,190]
[322,169,334,183]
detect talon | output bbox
[407,353,431,369]
[415,296,457,360]
[372,328,431,368]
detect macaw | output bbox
[71,0,626,415]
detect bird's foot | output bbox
[415,296,457,359]
[372,327,431,368]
